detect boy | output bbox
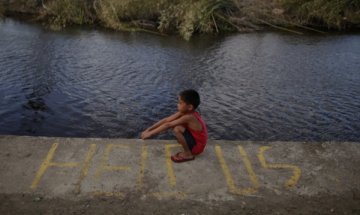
[141,89,208,163]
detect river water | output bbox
[0,19,359,141]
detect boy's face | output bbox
[177,96,193,113]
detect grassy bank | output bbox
[2,0,359,39]
[0,2,4,18]
[92,0,240,39]
[281,0,360,30]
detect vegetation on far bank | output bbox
[0,3,4,18]
[1,0,359,39]
[281,0,360,30]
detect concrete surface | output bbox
[0,135,360,214]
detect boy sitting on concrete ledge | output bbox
[141,89,208,163]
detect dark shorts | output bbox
[184,129,196,152]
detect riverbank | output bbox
[1,0,359,40]
[0,136,359,214]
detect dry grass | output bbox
[93,0,238,40]
[2,0,359,38]
[156,0,238,40]
[280,0,360,29]
[0,3,4,18]
[41,0,94,30]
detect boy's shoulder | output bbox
[182,112,198,121]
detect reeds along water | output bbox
[0,0,240,39]
[0,2,4,17]
[82,0,239,40]
[40,0,94,30]
[2,0,360,39]
[37,0,238,39]
[280,0,360,30]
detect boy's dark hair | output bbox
[179,89,200,110]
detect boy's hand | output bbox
[141,131,152,140]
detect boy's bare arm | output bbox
[144,112,183,132]
[141,114,191,139]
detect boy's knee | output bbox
[173,126,185,135]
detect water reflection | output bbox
[0,19,359,141]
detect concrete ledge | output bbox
[0,135,360,214]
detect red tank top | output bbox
[186,111,208,155]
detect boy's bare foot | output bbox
[171,152,195,163]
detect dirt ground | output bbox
[1,191,360,215]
